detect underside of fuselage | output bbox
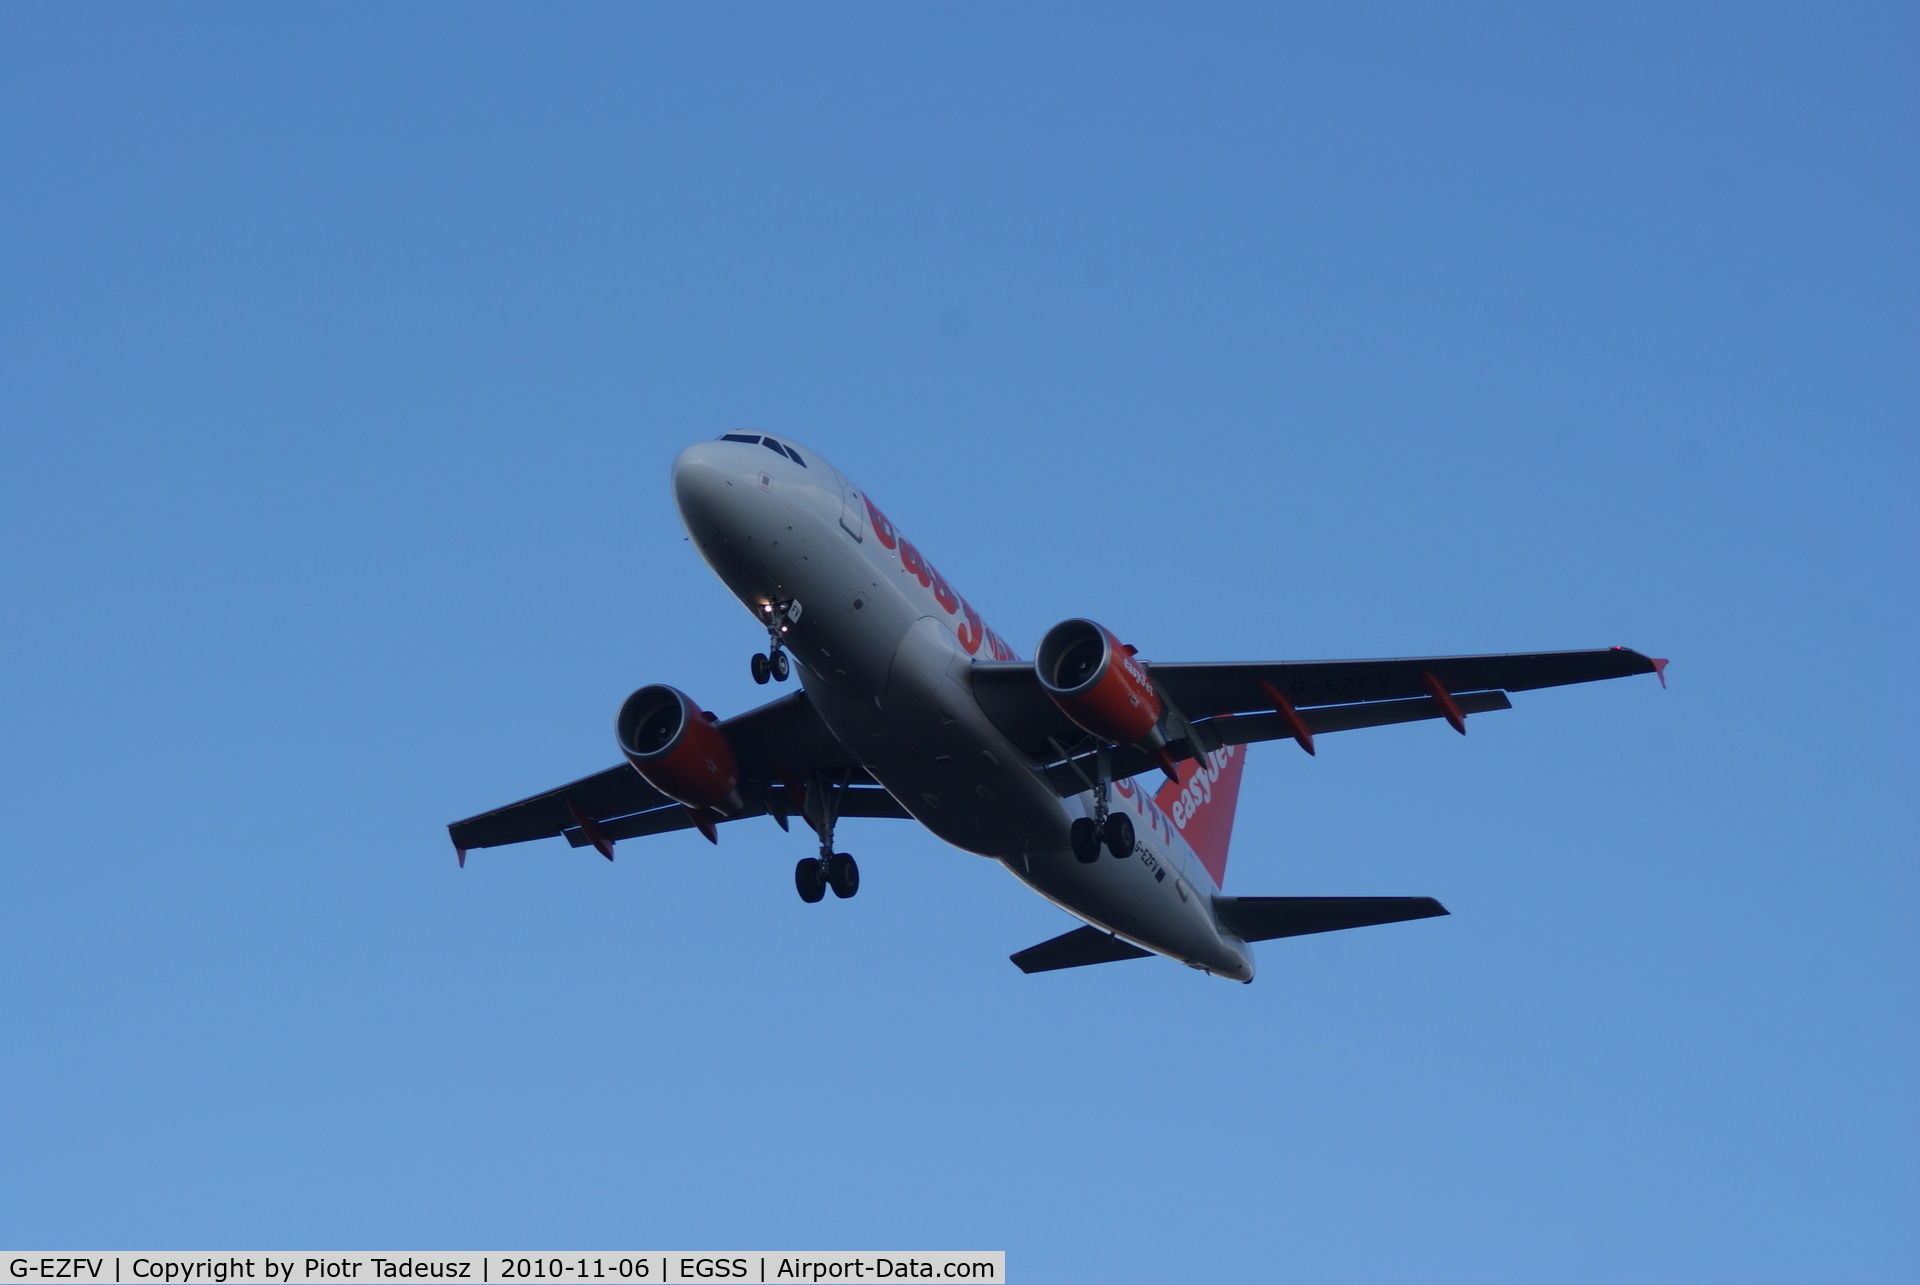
[671,436,1257,981]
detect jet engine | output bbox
[1034,618,1168,753]
[616,684,741,810]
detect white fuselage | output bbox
[673,437,1255,981]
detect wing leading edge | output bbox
[1147,647,1665,716]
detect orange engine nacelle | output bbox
[616,684,741,810]
[1035,619,1166,750]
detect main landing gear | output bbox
[793,768,859,902]
[795,851,859,902]
[751,599,801,684]
[1069,743,1136,863]
[1071,812,1135,863]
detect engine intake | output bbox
[616,684,741,810]
[1035,619,1165,750]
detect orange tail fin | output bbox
[1154,743,1247,888]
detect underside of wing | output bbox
[970,647,1664,794]
[448,762,670,855]
[552,778,911,852]
[1148,648,1664,716]
[447,688,909,862]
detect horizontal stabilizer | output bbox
[1213,896,1448,942]
[1011,925,1153,974]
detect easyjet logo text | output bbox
[864,493,1016,660]
[1170,746,1239,830]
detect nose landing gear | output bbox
[751,600,801,684]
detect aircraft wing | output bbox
[1147,647,1664,715]
[447,688,909,862]
[969,647,1665,792]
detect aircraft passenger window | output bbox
[721,433,761,444]
[782,444,807,467]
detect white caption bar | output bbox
[3,1257,1004,1285]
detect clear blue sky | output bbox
[2,5,1914,1281]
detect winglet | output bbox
[1258,679,1317,756]
[1419,669,1468,735]
[1652,657,1669,689]
[455,844,468,869]
[566,800,616,861]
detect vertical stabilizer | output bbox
[1154,743,1247,888]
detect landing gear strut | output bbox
[751,600,800,684]
[793,767,859,902]
[1064,742,1136,862]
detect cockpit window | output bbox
[719,431,805,467]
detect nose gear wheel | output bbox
[754,599,801,684]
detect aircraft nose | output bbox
[672,440,749,532]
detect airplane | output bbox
[448,433,1666,982]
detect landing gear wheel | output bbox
[770,650,790,682]
[794,857,826,903]
[1104,812,1136,859]
[1070,817,1101,864]
[826,852,859,899]
[751,653,771,685]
